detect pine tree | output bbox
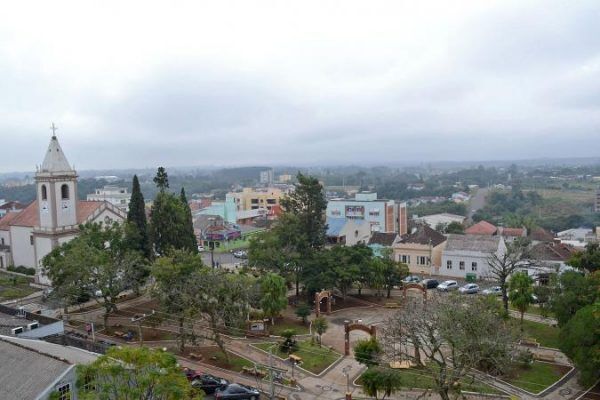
[153,167,169,191]
[126,175,151,258]
[179,188,198,253]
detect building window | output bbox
[41,185,48,200]
[331,210,341,216]
[401,255,410,264]
[61,184,69,200]
[471,262,478,271]
[251,198,259,204]
[56,383,71,400]
[1,238,4,245]
[369,209,380,216]
[446,260,452,269]
[459,261,465,270]
[30,235,34,246]
[417,256,426,265]
[267,199,276,205]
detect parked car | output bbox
[482,286,502,296]
[182,367,202,381]
[197,245,205,252]
[233,250,248,259]
[459,283,480,294]
[421,279,439,289]
[191,373,230,394]
[215,383,260,399]
[402,275,421,284]
[437,280,458,292]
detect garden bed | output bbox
[503,361,570,394]
[515,319,560,349]
[182,346,253,372]
[0,272,37,301]
[252,340,341,374]
[356,367,502,395]
[269,316,310,336]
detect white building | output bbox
[413,213,466,229]
[87,185,131,211]
[441,234,506,279]
[259,169,274,185]
[326,217,371,246]
[0,134,126,283]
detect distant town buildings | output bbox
[87,185,131,211]
[413,213,465,229]
[227,187,285,213]
[0,200,27,218]
[595,187,600,213]
[326,192,408,234]
[259,168,274,185]
[326,217,371,246]
[441,234,507,279]
[393,225,447,275]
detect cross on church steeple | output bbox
[50,122,58,138]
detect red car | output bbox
[182,367,202,381]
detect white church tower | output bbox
[35,126,78,231]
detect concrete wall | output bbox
[11,226,35,267]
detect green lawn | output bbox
[516,319,561,349]
[0,272,37,301]
[510,304,554,318]
[357,367,501,394]
[269,319,310,336]
[505,362,568,394]
[253,340,341,374]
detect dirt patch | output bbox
[181,346,253,372]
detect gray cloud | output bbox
[0,1,599,171]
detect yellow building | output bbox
[392,225,447,275]
[226,187,285,212]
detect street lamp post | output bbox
[342,365,352,400]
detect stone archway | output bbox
[402,283,427,301]
[344,321,377,356]
[315,290,332,317]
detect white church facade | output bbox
[0,133,126,284]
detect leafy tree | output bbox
[43,222,148,328]
[375,248,408,298]
[568,242,600,273]
[559,303,600,386]
[551,271,599,326]
[487,238,534,314]
[382,295,517,400]
[361,367,403,400]
[126,174,151,259]
[77,346,201,400]
[153,166,169,190]
[151,250,203,352]
[354,338,382,367]
[313,316,328,347]
[179,188,199,252]
[279,328,298,354]
[260,273,288,324]
[444,221,464,234]
[295,303,311,324]
[509,272,534,330]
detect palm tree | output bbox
[509,272,534,330]
[313,317,328,347]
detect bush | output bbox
[7,265,36,276]
[279,329,298,354]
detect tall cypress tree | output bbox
[179,188,198,253]
[126,175,151,259]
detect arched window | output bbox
[61,184,70,200]
[41,185,47,201]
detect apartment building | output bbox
[226,187,285,213]
[326,192,407,234]
[87,185,131,211]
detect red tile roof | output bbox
[501,227,525,237]
[465,220,497,235]
[0,201,27,211]
[9,201,106,227]
[0,211,22,231]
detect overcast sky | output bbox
[1,1,599,171]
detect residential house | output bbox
[0,334,98,400]
[0,201,27,218]
[441,234,506,279]
[368,232,399,257]
[393,225,447,275]
[520,241,577,284]
[326,217,371,246]
[86,185,131,211]
[465,220,498,235]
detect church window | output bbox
[41,185,47,200]
[61,184,70,200]
[30,235,34,245]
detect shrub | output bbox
[7,265,36,276]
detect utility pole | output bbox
[130,310,155,347]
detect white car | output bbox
[482,286,502,296]
[437,280,458,292]
[197,245,205,252]
[459,283,480,294]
